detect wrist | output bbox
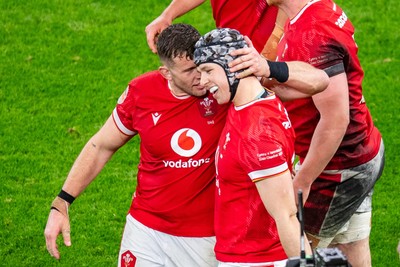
[161,14,174,24]
[294,174,314,188]
[50,189,75,218]
[266,60,289,83]
[51,196,70,218]
[58,189,76,204]
[160,8,177,23]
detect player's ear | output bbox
[159,66,172,80]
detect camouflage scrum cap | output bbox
[194,28,248,101]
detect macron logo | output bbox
[152,112,162,125]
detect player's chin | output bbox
[214,93,228,105]
[215,96,225,105]
[193,87,208,97]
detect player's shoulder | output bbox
[309,0,349,27]
[292,0,349,44]
[129,70,164,86]
[127,70,167,95]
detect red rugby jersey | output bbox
[211,0,278,52]
[277,0,381,170]
[214,95,294,262]
[113,70,227,237]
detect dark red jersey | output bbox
[211,0,278,52]
[277,0,381,169]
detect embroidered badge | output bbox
[120,250,136,267]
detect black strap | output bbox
[58,189,76,204]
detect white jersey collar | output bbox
[291,0,321,25]
[168,81,191,100]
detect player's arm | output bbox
[228,40,329,100]
[44,115,134,260]
[145,0,206,53]
[261,61,330,101]
[255,171,312,257]
[292,72,349,203]
[260,8,287,61]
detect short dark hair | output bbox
[157,23,201,66]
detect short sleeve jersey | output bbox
[276,0,381,170]
[211,0,278,52]
[113,70,228,237]
[214,95,294,262]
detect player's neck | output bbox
[280,0,310,20]
[168,81,190,98]
[232,77,267,107]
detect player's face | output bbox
[198,63,230,104]
[167,56,208,97]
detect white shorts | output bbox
[218,259,287,267]
[309,193,372,248]
[118,214,217,267]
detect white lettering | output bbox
[257,148,284,161]
[282,121,291,129]
[163,158,210,168]
[335,11,348,28]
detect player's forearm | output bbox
[276,214,311,257]
[59,116,131,198]
[160,0,206,21]
[284,61,330,95]
[275,8,287,30]
[260,9,287,60]
[258,173,310,257]
[268,84,319,102]
[261,61,329,101]
[296,119,347,186]
[61,137,115,198]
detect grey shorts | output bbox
[301,140,384,239]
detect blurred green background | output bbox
[1,0,398,266]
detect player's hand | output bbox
[145,16,172,53]
[229,36,269,79]
[44,209,71,260]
